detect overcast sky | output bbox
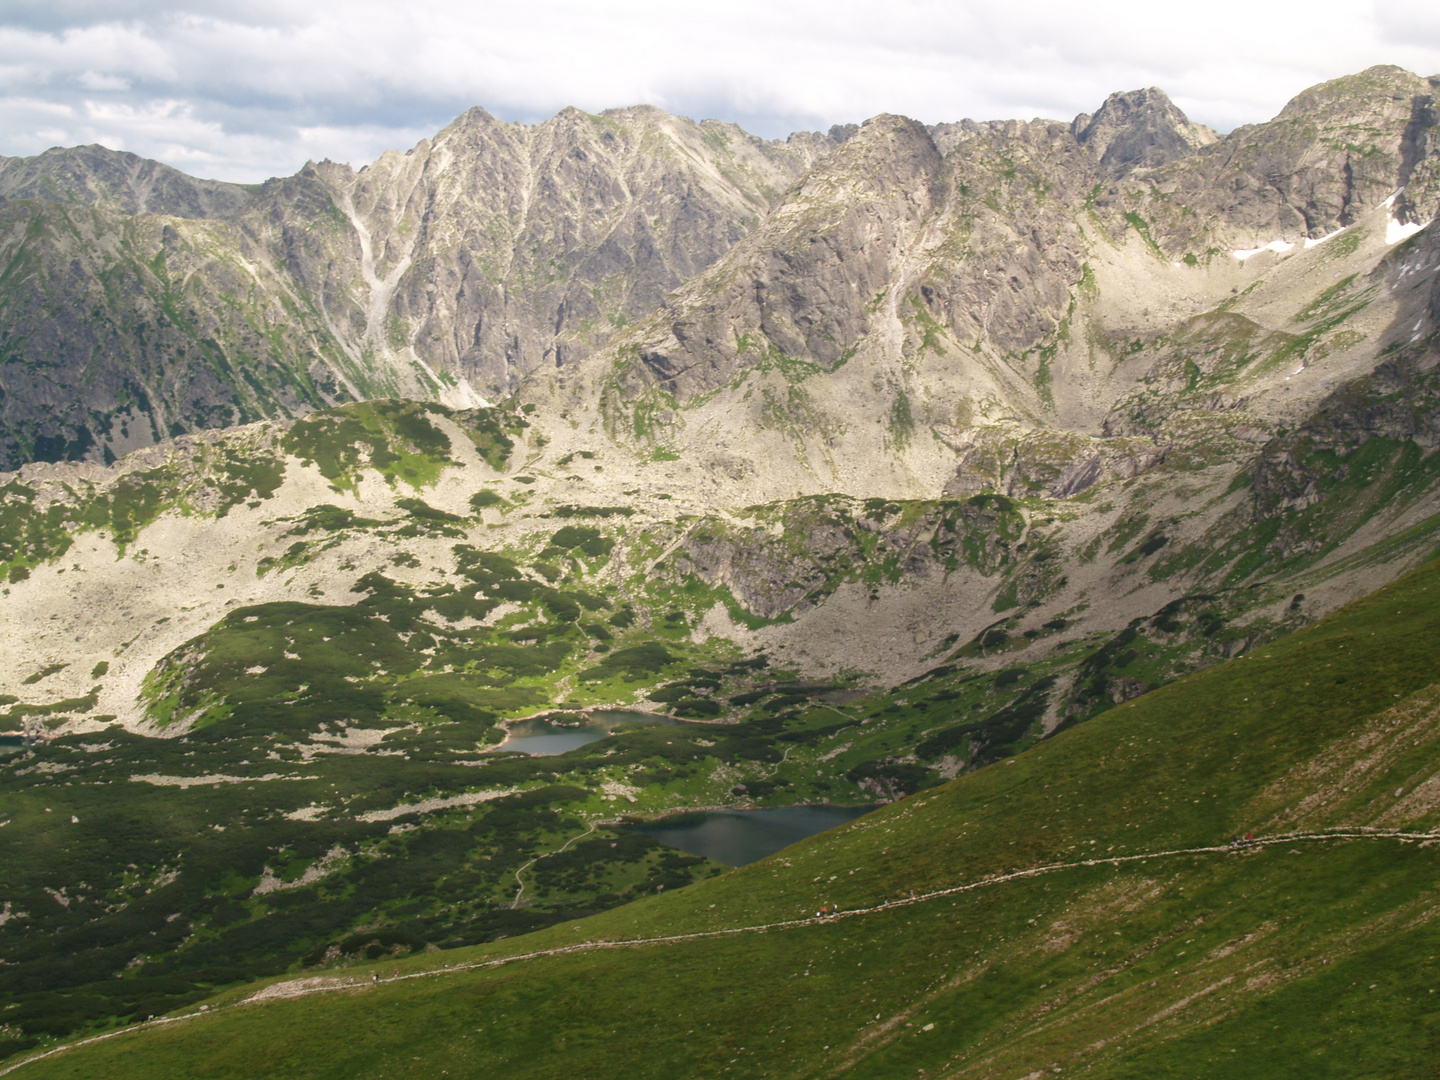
[2,0,1439,183]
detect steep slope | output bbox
[0,145,257,219]
[348,106,827,394]
[0,184,361,467]
[536,110,1103,501]
[1108,65,1440,257]
[525,67,1439,509]
[9,546,1440,1079]
[0,110,831,470]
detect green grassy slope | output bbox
[10,551,1440,1078]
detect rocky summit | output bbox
[1,65,1439,1078]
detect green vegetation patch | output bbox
[459,409,523,471]
[578,643,678,683]
[282,401,459,493]
[468,489,508,512]
[280,504,382,537]
[550,504,634,519]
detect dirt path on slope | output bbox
[510,820,601,909]
[4,826,1436,1076]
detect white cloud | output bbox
[0,0,1437,182]
[77,70,130,90]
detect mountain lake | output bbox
[629,805,874,866]
[498,710,678,755]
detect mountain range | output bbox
[0,63,1438,1076]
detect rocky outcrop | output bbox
[1107,67,1440,256]
[665,496,1023,619]
[616,115,944,398]
[0,198,354,469]
[912,118,1098,357]
[1072,87,1218,176]
[350,105,823,397]
[615,111,1105,404]
[940,426,1167,500]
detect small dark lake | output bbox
[499,710,676,756]
[629,805,873,867]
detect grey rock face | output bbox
[915,118,1100,357]
[0,197,353,468]
[1072,87,1218,176]
[359,105,821,398]
[620,115,944,397]
[1108,67,1440,256]
[563,65,1440,490]
[618,112,1101,406]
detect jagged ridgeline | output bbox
[0,110,840,470]
[1,63,1440,1072]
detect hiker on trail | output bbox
[371,972,378,984]
[393,968,399,979]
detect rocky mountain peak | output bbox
[0,143,256,218]
[610,112,945,400]
[1274,64,1431,122]
[1072,86,1217,175]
